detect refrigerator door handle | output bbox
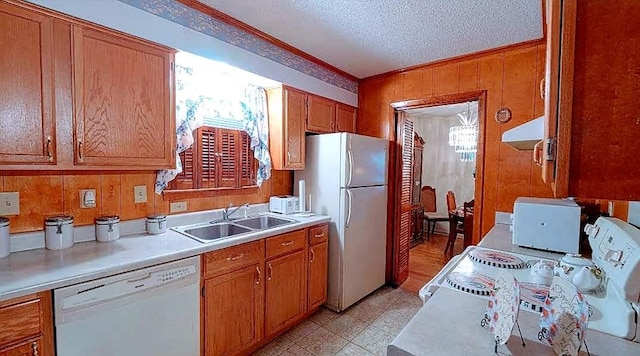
[347,149,353,187]
[346,189,353,228]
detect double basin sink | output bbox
[173,215,297,243]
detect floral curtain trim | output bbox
[155,65,204,194]
[241,85,272,186]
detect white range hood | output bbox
[501,116,544,150]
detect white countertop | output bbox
[0,212,329,302]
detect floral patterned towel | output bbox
[539,277,589,356]
[486,271,520,346]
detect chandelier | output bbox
[448,102,478,162]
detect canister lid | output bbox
[96,215,120,224]
[147,214,167,222]
[0,217,8,227]
[45,215,74,225]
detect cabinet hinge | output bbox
[201,286,205,297]
[171,62,175,71]
[544,137,556,161]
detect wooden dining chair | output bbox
[421,186,448,240]
[445,191,464,257]
[463,199,474,249]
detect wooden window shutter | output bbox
[217,129,240,188]
[200,127,217,188]
[240,132,257,186]
[173,146,195,189]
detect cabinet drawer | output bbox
[0,298,43,347]
[203,240,264,279]
[307,224,328,245]
[266,230,306,259]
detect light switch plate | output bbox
[134,185,147,204]
[80,189,96,208]
[170,201,187,213]
[0,192,20,215]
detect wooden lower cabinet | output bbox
[0,338,42,356]
[201,224,328,354]
[203,263,264,356]
[0,292,53,356]
[308,241,328,310]
[265,249,307,338]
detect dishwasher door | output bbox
[54,256,200,356]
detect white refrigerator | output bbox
[294,133,388,312]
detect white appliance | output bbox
[269,195,300,214]
[511,197,581,253]
[54,257,201,356]
[294,133,388,312]
[419,217,640,343]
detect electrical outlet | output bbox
[0,192,20,215]
[80,189,96,208]
[134,185,147,204]
[170,201,187,213]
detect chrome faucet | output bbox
[222,203,249,221]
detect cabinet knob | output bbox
[287,151,291,163]
[310,247,315,263]
[77,140,84,162]
[267,263,273,280]
[32,341,39,356]
[255,266,261,285]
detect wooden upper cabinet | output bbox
[335,103,357,133]
[72,26,175,168]
[266,86,306,170]
[544,0,640,200]
[306,95,335,133]
[0,3,55,166]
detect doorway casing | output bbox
[387,91,487,286]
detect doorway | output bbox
[400,101,479,293]
[388,91,487,289]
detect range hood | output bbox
[501,116,544,150]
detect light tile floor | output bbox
[253,287,423,356]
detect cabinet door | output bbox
[306,95,336,133]
[308,241,328,310]
[0,337,42,356]
[72,26,175,168]
[0,3,55,165]
[335,104,356,133]
[283,88,306,169]
[203,264,264,356]
[265,250,307,337]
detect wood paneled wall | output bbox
[358,42,554,237]
[0,170,292,234]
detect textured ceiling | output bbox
[407,101,479,119]
[198,0,543,78]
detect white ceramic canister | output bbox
[44,216,74,250]
[0,217,10,258]
[96,215,121,242]
[147,215,167,234]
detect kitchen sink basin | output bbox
[182,223,252,243]
[234,216,295,230]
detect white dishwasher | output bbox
[54,256,200,356]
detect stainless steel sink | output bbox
[173,214,298,244]
[234,216,295,230]
[181,223,252,243]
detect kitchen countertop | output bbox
[388,223,640,355]
[0,212,329,302]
